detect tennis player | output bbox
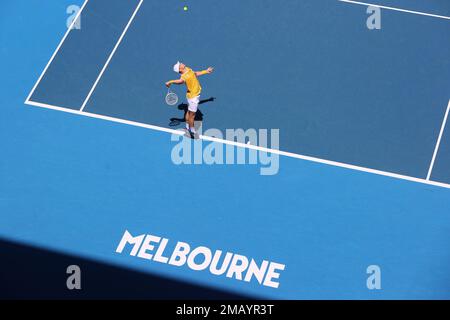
[166,62,214,138]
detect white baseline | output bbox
[339,0,450,20]
[25,100,450,190]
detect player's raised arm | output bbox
[195,67,214,77]
[165,78,185,87]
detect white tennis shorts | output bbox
[188,95,200,112]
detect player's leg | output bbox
[187,96,200,133]
[188,111,195,130]
[185,110,189,130]
[183,111,195,139]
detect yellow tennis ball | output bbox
[184,6,188,11]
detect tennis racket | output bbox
[165,88,179,106]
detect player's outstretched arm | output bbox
[165,78,185,87]
[195,67,214,77]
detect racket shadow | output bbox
[169,97,216,127]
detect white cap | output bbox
[173,61,181,73]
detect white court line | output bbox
[427,100,450,180]
[25,100,450,190]
[80,0,144,112]
[339,0,450,20]
[25,0,90,104]
[26,100,184,136]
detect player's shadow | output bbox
[169,97,216,127]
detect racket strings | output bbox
[166,88,179,106]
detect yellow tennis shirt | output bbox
[181,67,202,99]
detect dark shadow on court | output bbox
[169,97,216,127]
[0,237,258,300]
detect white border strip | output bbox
[25,0,90,104]
[338,0,450,20]
[25,100,450,190]
[427,100,450,180]
[80,0,143,112]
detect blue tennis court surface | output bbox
[27,0,450,186]
[1,0,450,299]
